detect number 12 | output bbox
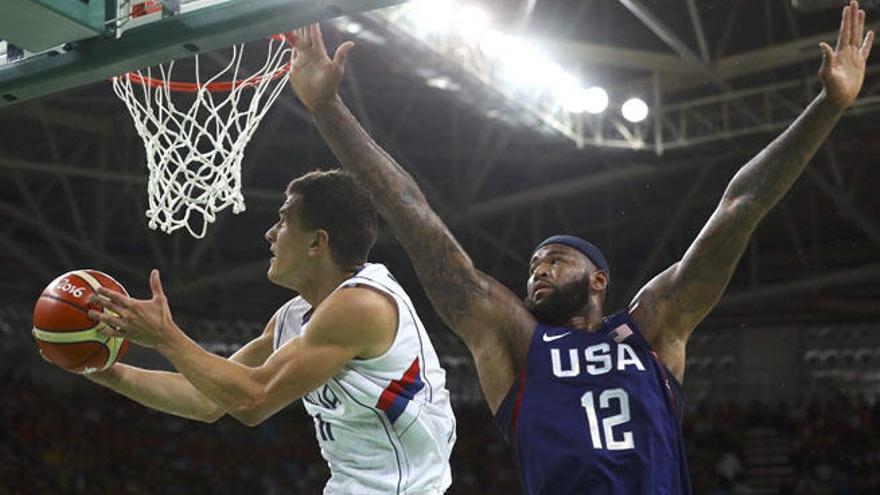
[580,388,635,450]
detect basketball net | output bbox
[112,36,292,238]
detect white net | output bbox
[112,37,292,238]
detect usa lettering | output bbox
[551,343,646,377]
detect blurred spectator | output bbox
[2,367,880,494]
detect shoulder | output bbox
[306,287,397,350]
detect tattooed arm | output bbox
[284,25,535,411]
[630,1,874,383]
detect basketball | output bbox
[32,270,130,374]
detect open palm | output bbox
[285,24,354,112]
[819,1,875,108]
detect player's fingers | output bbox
[97,322,126,339]
[87,293,109,308]
[150,269,165,299]
[89,309,124,330]
[861,30,875,59]
[282,30,297,47]
[854,7,865,46]
[287,29,309,52]
[312,23,329,57]
[88,295,128,320]
[819,42,835,71]
[95,287,130,308]
[838,5,851,51]
[302,23,314,49]
[333,41,355,67]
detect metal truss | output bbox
[658,65,880,152]
[364,8,649,151]
[364,5,880,154]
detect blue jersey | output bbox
[494,310,691,495]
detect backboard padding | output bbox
[0,0,407,106]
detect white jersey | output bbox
[273,263,456,495]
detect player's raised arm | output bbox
[85,313,277,423]
[630,0,874,382]
[284,25,535,409]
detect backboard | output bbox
[0,0,408,106]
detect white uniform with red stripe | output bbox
[273,263,456,495]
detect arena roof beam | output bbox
[0,199,143,279]
[719,263,880,307]
[0,105,117,136]
[806,167,880,245]
[0,232,54,279]
[626,164,714,297]
[0,157,284,202]
[623,22,880,95]
[685,0,710,63]
[173,261,269,296]
[541,39,696,75]
[8,170,74,268]
[462,152,739,220]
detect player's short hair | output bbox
[286,169,378,269]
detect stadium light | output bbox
[560,86,608,114]
[405,0,457,34]
[621,97,649,122]
[496,37,547,88]
[479,29,509,57]
[456,5,491,39]
[583,87,609,114]
[426,76,461,91]
[342,21,363,35]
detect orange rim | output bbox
[117,34,291,93]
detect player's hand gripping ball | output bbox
[32,270,129,374]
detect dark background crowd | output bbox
[2,366,879,495]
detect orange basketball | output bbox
[32,269,129,374]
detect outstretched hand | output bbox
[819,0,874,108]
[284,24,354,112]
[88,269,178,349]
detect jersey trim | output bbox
[273,301,296,350]
[510,367,528,449]
[347,275,435,403]
[333,377,403,495]
[376,357,425,424]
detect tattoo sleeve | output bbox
[635,90,847,340]
[723,90,845,218]
[310,97,518,344]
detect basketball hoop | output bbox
[112,34,292,238]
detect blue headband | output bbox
[534,235,610,275]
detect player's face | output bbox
[525,245,593,325]
[265,196,313,287]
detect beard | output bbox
[524,274,591,327]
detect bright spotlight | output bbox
[493,36,548,88]
[583,87,609,114]
[621,97,649,122]
[562,86,608,114]
[498,48,546,88]
[457,5,491,39]
[479,29,509,57]
[406,0,456,34]
[426,76,460,91]
[342,22,363,35]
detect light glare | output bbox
[583,87,609,114]
[406,0,456,34]
[621,97,649,122]
[561,86,608,114]
[457,5,491,39]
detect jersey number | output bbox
[580,389,634,450]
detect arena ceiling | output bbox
[0,0,878,333]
